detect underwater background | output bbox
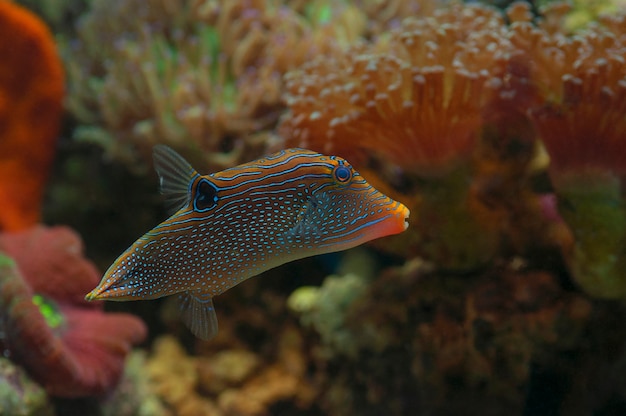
[2,0,626,414]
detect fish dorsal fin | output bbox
[153,145,199,215]
[178,290,219,340]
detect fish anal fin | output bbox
[178,291,218,340]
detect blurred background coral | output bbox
[2,0,626,415]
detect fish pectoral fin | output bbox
[178,291,218,340]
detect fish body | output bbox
[86,146,409,339]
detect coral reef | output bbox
[290,258,597,415]
[274,5,626,411]
[280,2,515,270]
[279,0,626,285]
[517,7,626,298]
[0,226,147,398]
[12,0,626,414]
[288,248,383,358]
[280,2,506,173]
[65,0,366,172]
[0,1,64,231]
[0,357,53,416]
[536,0,626,31]
[145,327,316,416]
[138,254,331,415]
[101,351,168,416]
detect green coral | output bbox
[288,249,393,357]
[0,358,53,416]
[554,171,626,298]
[289,273,370,358]
[538,0,626,30]
[101,351,167,416]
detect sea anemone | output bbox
[0,1,63,231]
[0,226,147,397]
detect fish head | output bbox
[276,151,410,254]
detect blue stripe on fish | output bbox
[86,145,410,339]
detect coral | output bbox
[214,327,312,416]
[519,10,626,298]
[536,0,626,31]
[146,325,316,416]
[280,3,507,173]
[287,247,385,357]
[102,351,169,416]
[0,357,53,416]
[0,1,64,231]
[280,3,512,270]
[278,0,626,278]
[145,261,325,416]
[196,349,261,395]
[15,0,90,32]
[351,0,442,36]
[291,259,593,415]
[289,273,373,358]
[146,336,219,415]
[0,226,147,398]
[65,0,364,172]
[16,0,626,413]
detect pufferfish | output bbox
[86,146,410,339]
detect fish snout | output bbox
[390,201,410,234]
[399,203,410,231]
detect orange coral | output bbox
[279,3,513,269]
[513,11,626,299]
[524,21,626,174]
[280,3,508,176]
[0,1,64,231]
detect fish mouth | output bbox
[374,202,410,237]
[402,207,410,230]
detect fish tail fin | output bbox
[178,291,218,340]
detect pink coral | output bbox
[0,225,147,397]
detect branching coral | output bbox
[66,0,364,172]
[0,1,63,231]
[0,226,147,397]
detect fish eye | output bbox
[333,164,352,184]
[194,179,218,212]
